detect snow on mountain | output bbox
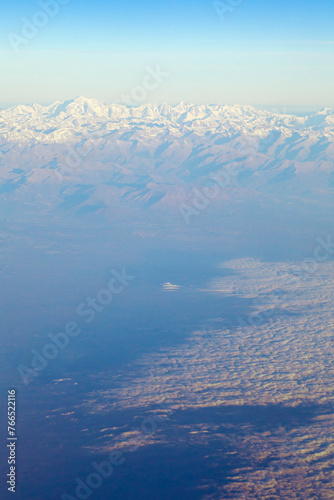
[0,97,334,213]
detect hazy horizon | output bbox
[2,0,334,106]
[0,97,326,116]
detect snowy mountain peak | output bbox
[0,98,334,215]
[1,98,333,148]
[48,96,108,118]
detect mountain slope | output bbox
[1,97,334,214]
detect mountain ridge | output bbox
[0,98,334,214]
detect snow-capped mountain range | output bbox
[1,97,334,214]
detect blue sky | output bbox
[1,0,334,106]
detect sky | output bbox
[1,0,334,107]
